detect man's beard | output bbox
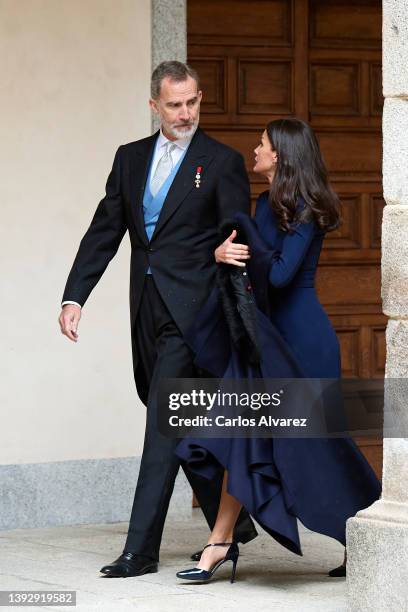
[163,117,199,140]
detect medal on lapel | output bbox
[195,165,202,188]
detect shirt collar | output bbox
[157,127,195,151]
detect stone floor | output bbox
[0,509,347,612]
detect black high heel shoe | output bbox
[176,542,239,583]
[328,563,346,577]
[328,549,347,577]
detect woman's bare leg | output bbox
[196,470,242,571]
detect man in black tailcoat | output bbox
[58,61,257,577]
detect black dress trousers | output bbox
[124,276,257,560]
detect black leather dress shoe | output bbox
[100,552,158,577]
[328,564,346,577]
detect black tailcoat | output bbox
[62,128,250,400]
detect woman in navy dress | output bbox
[175,119,381,583]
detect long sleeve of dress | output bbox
[254,196,317,289]
[268,221,316,288]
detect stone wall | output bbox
[151,0,187,132]
[347,1,408,609]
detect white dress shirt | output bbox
[61,127,195,310]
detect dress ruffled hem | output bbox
[176,434,381,556]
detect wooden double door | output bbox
[188,0,384,477]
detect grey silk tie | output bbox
[150,142,178,196]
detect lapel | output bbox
[128,131,159,245]
[150,128,214,241]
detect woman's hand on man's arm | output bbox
[214,229,251,267]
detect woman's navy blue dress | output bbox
[175,191,381,555]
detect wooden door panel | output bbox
[310,62,361,116]
[310,0,381,50]
[238,59,294,115]
[188,0,293,47]
[194,58,227,114]
[317,131,382,177]
[315,265,381,307]
[370,62,383,114]
[324,194,361,249]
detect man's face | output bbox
[149,75,202,140]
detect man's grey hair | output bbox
[151,61,200,99]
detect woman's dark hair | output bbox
[265,118,340,232]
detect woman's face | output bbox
[253,130,278,181]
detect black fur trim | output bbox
[216,262,261,365]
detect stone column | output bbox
[151,0,187,132]
[347,2,408,609]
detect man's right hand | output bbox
[214,229,250,267]
[58,304,81,342]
